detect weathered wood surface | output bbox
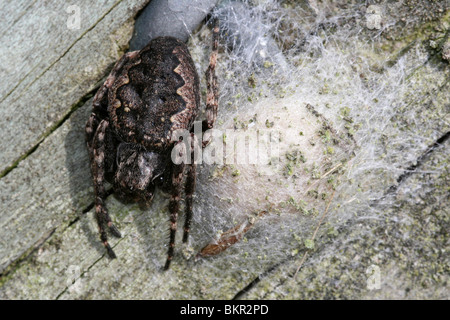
[0,0,149,176]
[0,0,449,300]
[0,0,151,287]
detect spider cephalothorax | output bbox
[85,20,219,270]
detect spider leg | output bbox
[85,112,99,160]
[86,53,142,257]
[183,133,200,243]
[164,141,186,270]
[204,18,219,131]
[93,50,140,107]
[90,119,122,259]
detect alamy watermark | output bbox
[366,264,381,290]
[66,5,81,30]
[169,121,281,175]
[66,264,82,293]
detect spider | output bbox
[85,19,219,270]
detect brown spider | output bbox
[85,19,219,270]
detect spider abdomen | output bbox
[109,36,200,152]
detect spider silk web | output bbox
[141,0,449,292]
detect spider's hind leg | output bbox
[164,141,187,270]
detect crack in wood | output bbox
[231,129,450,299]
[54,234,125,300]
[0,86,99,179]
[0,0,127,179]
[0,0,123,106]
[382,130,449,197]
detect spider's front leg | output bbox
[164,141,187,270]
[205,18,219,128]
[88,119,122,258]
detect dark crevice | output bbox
[384,130,450,196]
[233,276,262,300]
[232,256,297,300]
